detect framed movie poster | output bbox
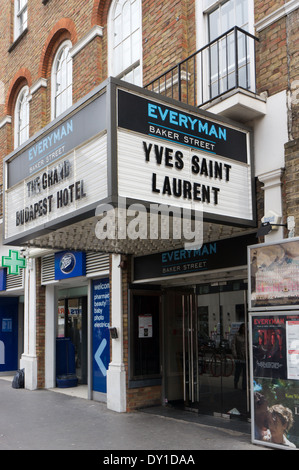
[248,237,299,310]
[250,312,299,450]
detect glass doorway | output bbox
[57,296,87,384]
[164,281,250,419]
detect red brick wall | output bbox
[142,0,196,85]
[287,7,299,141]
[254,0,285,23]
[254,1,299,139]
[254,1,299,237]
[285,139,299,236]
[255,17,288,96]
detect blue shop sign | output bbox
[54,251,86,280]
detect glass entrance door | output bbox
[57,296,87,384]
[164,281,250,418]
[196,283,249,417]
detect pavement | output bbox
[0,377,271,452]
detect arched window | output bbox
[51,40,73,119]
[108,0,142,86]
[14,85,30,149]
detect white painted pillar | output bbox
[45,284,57,389]
[20,257,38,390]
[107,254,126,412]
[258,168,284,241]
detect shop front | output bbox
[41,250,110,398]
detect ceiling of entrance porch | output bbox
[25,214,256,256]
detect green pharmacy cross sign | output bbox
[2,250,26,275]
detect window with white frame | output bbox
[14,85,30,149]
[200,0,255,102]
[51,40,73,119]
[14,0,28,40]
[108,0,142,86]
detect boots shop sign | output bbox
[3,79,255,246]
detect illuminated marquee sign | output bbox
[117,89,254,226]
[4,91,108,244]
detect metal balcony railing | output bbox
[145,27,259,108]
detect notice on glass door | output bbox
[138,315,152,338]
[286,320,299,380]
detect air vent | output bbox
[86,252,109,275]
[6,272,24,290]
[41,255,55,284]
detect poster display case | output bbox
[249,238,299,450]
[248,237,299,311]
[250,311,299,449]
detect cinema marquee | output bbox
[3,78,255,248]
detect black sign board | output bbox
[118,90,248,164]
[133,233,256,281]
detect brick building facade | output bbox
[0,0,298,442]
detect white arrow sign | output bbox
[94,338,107,376]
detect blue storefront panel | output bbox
[0,298,19,372]
[92,278,110,393]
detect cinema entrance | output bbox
[163,279,250,419]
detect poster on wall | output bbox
[249,238,299,310]
[92,278,110,394]
[251,312,299,449]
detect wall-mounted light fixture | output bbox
[118,259,127,269]
[109,327,118,339]
[256,221,286,237]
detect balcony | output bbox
[145,27,266,123]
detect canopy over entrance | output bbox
[21,214,252,255]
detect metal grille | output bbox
[145,27,258,108]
